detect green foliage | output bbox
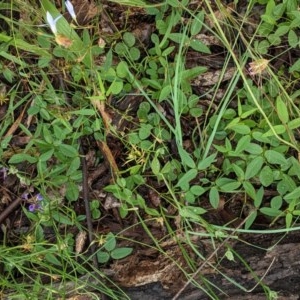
[257,0,300,65]
[115,32,140,62]
[2,0,300,297]
[90,200,101,220]
[97,233,133,263]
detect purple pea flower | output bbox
[36,193,43,201]
[28,193,43,212]
[21,193,29,200]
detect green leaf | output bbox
[190,11,204,35]
[162,46,175,56]
[58,144,78,157]
[66,181,79,201]
[276,96,289,123]
[268,33,282,45]
[92,210,101,219]
[262,125,286,137]
[142,78,161,89]
[259,166,274,187]
[52,212,74,225]
[138,124,152,140]
[189,206,207,215]
[0,33,51,58]
[288,30,299,48]
[97,251,110,263]
[105,233,116,252]
[209,187,219,209]
[197,153,217,170]
[73,109,96,116]
[273,3,285,17]
[111,247,133,259]
[264,150,287,165]
[290,13,300,28]
[168,33,189,44]
[92,209,101,220]
[107,81,123,95]
[180,206,206,220]
[39,149,54,162]
[176,169,198,190]
[253,131,271,143]
[116,61,129,78]
[289,58,300,73]
[255,40,270,54]
[286,212,293,228]
[45,253,61,266]
[260,207,282,217]
[228,124,250,134]
[91,200,100,209]
[144,207,159,216]
[159,85,172,101]
[245,143,263,155]
[185,191,195,203]
[151,157,161,175]
[107,0,147,6]
[129,47,140,61]
[243,181,256,200]
[271,196,282,210]
[67,157,81,176]
[240,108,258,119]
[166,0,180,7]
[189,39,211,54]
[9,154,38,164]
[190,185,206,196]
[178,146,196,169]
[234,135,251,154]
[287,118,300,130]
[232,164,244,179]
[254,186,264,207]
[244,210,257,230]
[245,156,264,180]
[213,144,227,153]
[261,14,276,25]
[181,66,207,81]
[225,248,234,261]
[283,186,300,201]
[123,32,135,47]
[190,107,203,117]
[278,175,296,195]
[115,42,127,55]
[216,178,241,192]
[225,138,232,151]
[274,25,289,37]
[265,0,275,15]
[258,22,273,36]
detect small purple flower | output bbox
[28,204,39,212]
[27,193,43,212]
[36,193,43,201]
[21,193,29,200]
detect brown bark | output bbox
[122,231,300,299]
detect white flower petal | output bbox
[46,11,62,35]
[65,0,77,22]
